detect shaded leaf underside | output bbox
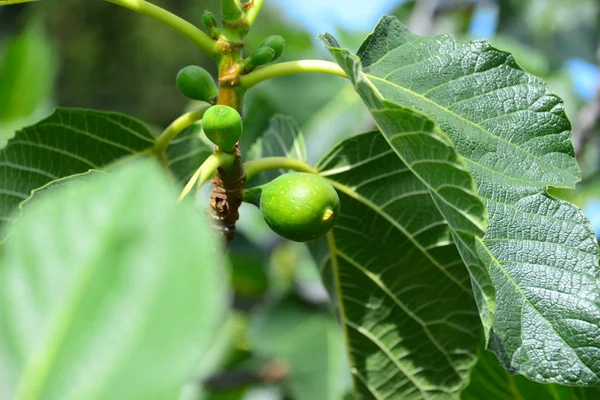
[318,130,481,399]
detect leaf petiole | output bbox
[239,60,347,89]
[0,0,38,4]
[178,152,235,202]
[105,0,219,58]
[243,157,316,180]
[154,106,210,154]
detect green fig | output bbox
[243,47,276,72]
[258,35,285,61]
[202,105,243,152]
[243,173,340,242]
[176,66,218,103]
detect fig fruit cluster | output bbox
[244,172,340,242]
[244,35,285,72]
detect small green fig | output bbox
[202,105,243,152]
[258,35,285,61]
[243,173,340,242]
[202,10,220,38]
[176,66,218,103]
[202,10,217,30]
[244,47,276,72]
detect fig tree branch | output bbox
[153,106,210,154]
[243,157,316,180]
[105,0,219,58]
[239,60,347,89]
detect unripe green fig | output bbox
[176,66,218,103]
[243,173,340,242]
[202,105,243,152]
[244,47,276,72]
[258,35,285,61]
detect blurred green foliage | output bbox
[2,0,600,398]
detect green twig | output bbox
[245,0,265,28]
[105,0,219,58]
[243,157,316,181]
[239,60,347,89]
[179,153,235,202]
[0,0,38,4]
[154,106,210,154]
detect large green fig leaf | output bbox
[317,129,482,399]
[321,16,600,386]
[0,160,228,399]
[0,108,210,237]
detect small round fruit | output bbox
[258,35,285,60]
[175,66,218,103]
[258,173,340,242]
[246,47,275,69]
[202,105,243,152]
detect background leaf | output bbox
[0,17,55,146]
[165,124,212,185]
[317,130,481,399]
[322,17,600,386]
[249,298,348,400]
[0,160,228,399]
[248,116,306,183]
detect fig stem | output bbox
[154,105,210,154]
[243,157,316,181]
[240,186,262,207]
[245,0,265,28]
[239,60,347,89]
[0,0,38,4]
[178,152,235,202]
[105,0,219,58]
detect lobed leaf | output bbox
[321,16,600,386]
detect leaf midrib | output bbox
[365,74,578,188]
